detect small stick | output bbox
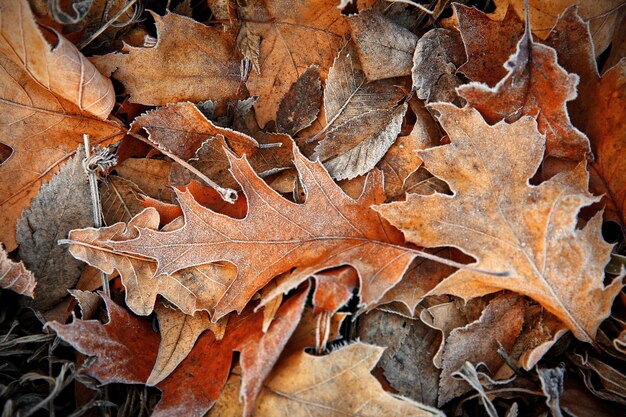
[83,135,110,297]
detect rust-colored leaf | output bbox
[0,246,36,297]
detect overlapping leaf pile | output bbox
[1,0,625,416]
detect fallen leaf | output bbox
[238,0,350,128]
[348,9,418,81]
[377,104,624,343]
[0,247,36,297]
[311,43,408,179]
[100,175,145,226]
[568,349,626,404]
[412,27,466,105]
[148,302,226,385]
[491,0,626,56]
[276,65,322,136]
[67,209,238,316]
[106,146,422,320]
[17,149,93,310]
[458,21,591,161]
[209,342,443,417]
[312,266,358,315]
[0,0,115,119]
[68,289,100,320]
[114,158,174,203]
[438,293,525,405]
[92,11,241,106]
[454,4,524,86]
[359,308,441,406]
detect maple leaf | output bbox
[0,247,36,297]
[209,342,443,417]
[48,289,307,417]
[457,17,591,161]
[91,11,242,106]
[0,2,124,251]
[376,104,624,343]
[236,0,350,127]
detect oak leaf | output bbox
[376,104,624,343]
[92,12,241,106]
[209,342,443,417]
[100,144,437,320]
[0,247,36,297]
[458,21,591,161]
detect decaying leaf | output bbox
[377,104,624,343]
[92,12,241,106]
[238,0,350,128]
[0,247,36,297]
[348,9,418,81]
[276,65,322,136]
[458,21,591,161]
[209,342,444,417]
[439,293,525,405]
[104,147,421,320]
[100,175,146,226]
[17,149,93,310]
[412,28,466,105]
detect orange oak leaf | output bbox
[48,289,307,417]
[458,19,591,161]
[238,0,350,127]
[376,104,624,343]
[0,0,124,250]
[91,12,241,106]
[0,246,36,297]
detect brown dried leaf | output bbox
[67,209,238,316]
[0,246,35,297]
[412,28,466,105]
[239,0,349,128]
[377,104,624,343]
[209,342,443,417]
[114,158,174,203]
[439,293,525,405]
[348,9,418,81]
[91,146,419,321]
[92,12,241,106]
[458,23,591,161]
[100,175,146,226]
[276,65,322,136]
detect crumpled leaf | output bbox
[67,209,237,316]
[439,293,525,405]
[538,365,566,417]
[49,289,307,417]
[348,9,418,81]
[377,104,624,343]
[491,0,626,56]
[0,247,36,297]
[236,0,349,128]
[103,146,423,320]
[568,349,626,404]
[92,11,241,106]
[311,44,407,180]
[458,21,591,161]
[412,28,466,105]
[17,149,93,310]
[209,342,444,417]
